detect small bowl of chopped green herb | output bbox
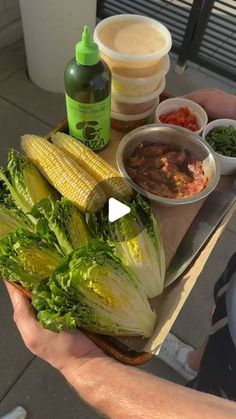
[203,119,236,175]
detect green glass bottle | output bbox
[64,25,111,150]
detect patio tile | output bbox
[0,40,25,82]
[197,66,236,90]
[138,357,185,385]
[0,337,184,419]
[172,229,236,348]
[166,64,234,96]
[204,58,235,89]
[0,0,4,13]
[0,357,100,419]
[0,281,34,401]
[227,210,236,235]
[169,39,235,92]
[0,69,66,128]
[0,97,50,166]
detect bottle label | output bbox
[65,94,111,150]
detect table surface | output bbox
[96,126,235,353]
[48,118,235,362]
[99,127,235,268]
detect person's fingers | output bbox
[5,282,30,308]
[4,282,45,344]
[4,282,104,369]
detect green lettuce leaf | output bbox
[32,198,91,255]
[33,240,156,337]
[0,229,62,289]
[0,256,44,289]
[99,194,166,299]
[0,200,34,240]
[132,194,166,283]
[0,150,57,215]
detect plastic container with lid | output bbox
[94,14,172,77]
[112,55,170,97]
[111,105,156,132]
[111,77,165,115]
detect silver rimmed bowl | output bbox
[116,124,220,206]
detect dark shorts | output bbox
[187,253,236,401]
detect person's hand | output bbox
[5,282,105,374]
[183,89,236,120]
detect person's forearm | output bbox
[62,357,236,419]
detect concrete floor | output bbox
[0,40,236,418]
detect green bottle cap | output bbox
[76,25,99,66]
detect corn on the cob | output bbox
[21,134,106,213]
[51,132,132,201]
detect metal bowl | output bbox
[116,124,221,206]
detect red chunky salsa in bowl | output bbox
[155,97,208,135]
[116,124,220,206]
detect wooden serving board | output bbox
[14,93,236,365]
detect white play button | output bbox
[108,198,131,223]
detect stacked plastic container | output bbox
[94,14,172,132]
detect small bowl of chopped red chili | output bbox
[155,97,208,134]
[116,124,220,206]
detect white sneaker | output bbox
[156,333,198,381]
[1,406,27,419]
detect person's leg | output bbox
[187,306,216,371]
[159,253,236,393]
[157,333,199,381]
[188,253,236,400]
[187,340,208,372]
[158,336,207,380]
[187,322,236,400]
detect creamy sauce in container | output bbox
[99,20,166,55]
[94,15,172,77]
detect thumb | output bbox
[5,282,43,340]
[5,282,24,308]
